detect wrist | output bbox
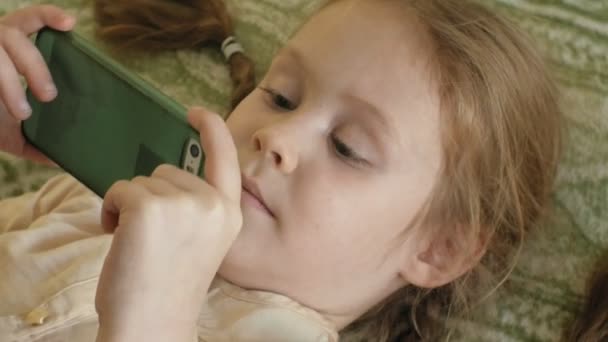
[96,300,201,342]
[95,278,212,342]
[97,315,198,342]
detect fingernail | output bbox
[20,101,32,119]
[63,16,76,27]
[45,83,57,98]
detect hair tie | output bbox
[221,36,244,61]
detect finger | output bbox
[1,5,76,35]
[2,28,56,102]
[187,108,241,203]
[101,180,149,233]
[0,47,31,120]
[151,164,212,194]
[131,175,180,197]
[0,101,56,165]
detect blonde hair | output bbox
[339,0,562,340]
[93,0,562,340]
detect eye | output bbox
[260,87,296,111]
[331,134,367,166]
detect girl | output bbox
[0,0,562,341]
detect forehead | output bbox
[279,0,441,167]
[284,0,437,110]
[293,2,431,63]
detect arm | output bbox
[0,173,97,234]
[94,109,241,342]
[96,322,198,342]
[0,191,37,234]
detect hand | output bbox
[0,5,75,163]
[95,108,243,342]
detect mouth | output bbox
[241,175,275,218]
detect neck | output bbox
[314,278,407,331]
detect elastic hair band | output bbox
[221,36,244,61]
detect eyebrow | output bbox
[344,94,396,142]
[276,46,308,71]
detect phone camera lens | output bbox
[190,144,200,158]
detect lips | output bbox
[241,175,275,217]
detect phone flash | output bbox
[181,138,203,176]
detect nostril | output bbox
[272,151,282,165]
[253,136,262,151]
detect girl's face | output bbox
[222,0,442,327]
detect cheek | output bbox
[288,172,408,246]
[285,192,406,272]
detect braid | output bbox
[93,0,255,108]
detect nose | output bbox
[252,123,299,174]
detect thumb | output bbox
[3,5,76,35]
[187,107,241,203]
[22,143,57,167]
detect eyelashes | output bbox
[258,86,369,166]
[331,134,367,165]
[259,87,296,111]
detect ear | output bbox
[399,226,486,288]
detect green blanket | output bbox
[1,1,607,341]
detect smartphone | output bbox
[23,28,204,197]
